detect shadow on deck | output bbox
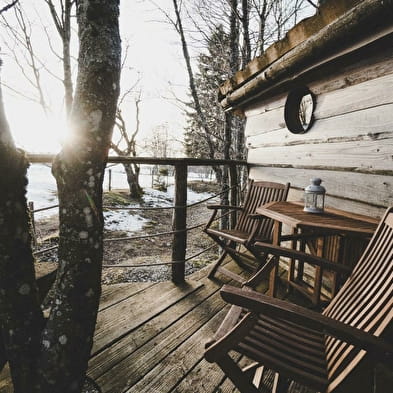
[2,259,390,393]
[89,261,242,393]
[88,259,317,393]
[0,260,316,393]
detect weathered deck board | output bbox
[90,260,246,393]
[88,257,306,393]
[0,258,334,393]
[90,284,227,391]
[99,282,154,311]
[92,280,203,354]
[124,307,229,393]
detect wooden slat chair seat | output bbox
[205,206,393,393]
[204,180,290,283]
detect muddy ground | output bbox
[34,181,220,284]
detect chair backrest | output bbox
[323,207,393,392]
[236,180,290,238]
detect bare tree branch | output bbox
[306,0,318,8]
[0,0,18,14]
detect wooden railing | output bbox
[28,154,247,284]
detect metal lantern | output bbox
[304,178,326,213]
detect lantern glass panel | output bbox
[304,178,326,213]
[304,191,325,213]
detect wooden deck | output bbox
[0,260,292,393]
[88,260,320,393]
[89,261,244,393]
[1,259,391,393]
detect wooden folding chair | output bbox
[204,180,290,283]
[205,206,393,393]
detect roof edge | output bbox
[219,0,392,109]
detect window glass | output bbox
[284,87,315,134]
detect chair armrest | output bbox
[254,242,352,274]
[206,204,243,211]
[248,213,268,219]
[204,205,243,230]
[220,285,393,360]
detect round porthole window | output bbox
[284,87,315,134]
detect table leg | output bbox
[312,237,324,306]
[297,233,306,281]
[268,221,282,297]
[287,228,299,297]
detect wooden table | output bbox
[256,201,379,306]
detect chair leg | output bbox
[206,234,249,278]
[216,354,261,393]
[208,251,228,279]
[246,255,278,288]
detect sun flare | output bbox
[7,101,69,154]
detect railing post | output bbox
[229,164,238,229]
[172,163,188,284]
[108,169,112,191]
[28,201,37,246]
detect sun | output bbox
[5,97,68,154]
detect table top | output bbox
[256,201,379,235]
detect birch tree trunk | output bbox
[124,163,143,199]
[172,0,223,184]
[0,1,121,392]
[43,1,121,391]
[45,0,75,116]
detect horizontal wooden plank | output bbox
[244,70,393,137]
[245,106,284,137]
[99,282,155,311]
[247,138,393,172]
[94,288,227,393]
[314,72,393,120]
[246,101,393,144]
[244,51,393,119]
[92,280,203,355]
[309,48,393,97]
[249,167,393,208]
[245,93,287,118]
[172,354,244,393]
[89,279,223,380]
[124,306,229,393]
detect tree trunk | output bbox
[124,163,143,199]
[63,31,73,117]
[0,75,44,392]
[219,0,240,231]
[172,0,216,161]
[212,164,223,185]
[241,0,252,67]
[63,0,73,117]
[0,1,120,391]
[43,1,121,390]
[220,167,230,230]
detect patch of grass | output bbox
[188,180,220,194]
[190,259,210,268]
[103,191,131,206]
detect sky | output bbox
[0,0,189,154]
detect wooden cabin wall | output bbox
[245,52,393,218]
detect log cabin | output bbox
[219,0,393,218]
